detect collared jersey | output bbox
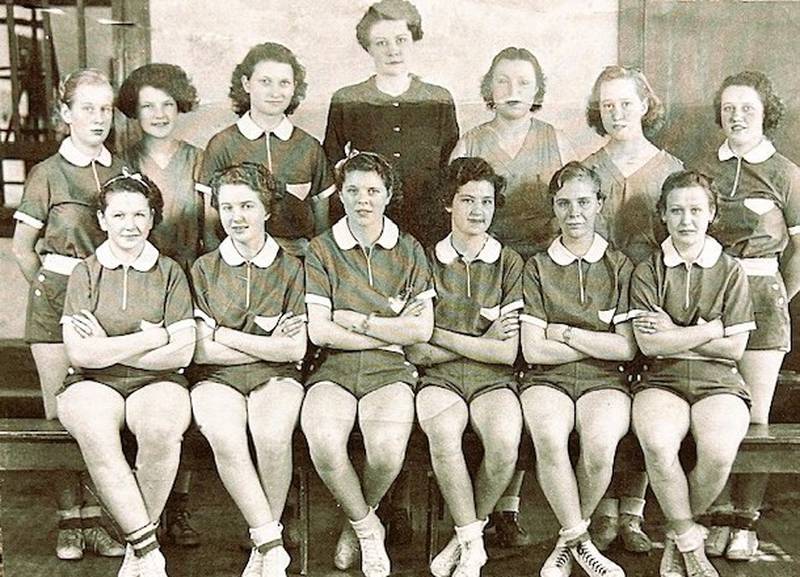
[629,236,756,357]
[522,234,633,332]
[198,114,335,241]
[694,139,800,257]
[323,75,459,247]
[584,147,683,264]
[452,118,564,258]
[125,140,203,268]
[14,138,125,259]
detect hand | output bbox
[546,323,569,343]
[69,309,107,339]
[400,297,425,317]
[333,309,364,330]
[484,312,520,340]
[275,312,305,338]
[633,306,676,334]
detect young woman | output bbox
[583,65,683,553]
[56,172,196,577]
[323,0,459,248]
[301,152,434,577]
[694,70,800,560]
[520,162,635,577]
[117,61,203,547]
[630,170,755,577]
[199,42,335,257]
[190,163,306,577]
[11,68,125,561]
[407,157,523,577]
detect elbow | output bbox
[173,346,195,370]
[620,342,638,362]
[286,340,307,363]
[308,324,327,348]
[498,347,518,366]
[410,320,434,345]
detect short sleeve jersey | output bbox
[584,148,683,264]
[198,114,335,241]
[522,234,633,332]
[323,76,459,247]
[694,139,800,257]
[629,236,756,352]
[190,235,305,383]
[125,140,203,267]
[14,138,125,259]
[453,118,564,258]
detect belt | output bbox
[735,257,778,277]
[42,254,82,276]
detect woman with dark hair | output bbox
[301,152,434,577]
[631,170,754,577]
[407,157,523,577]
[582,65,683,554]
[323,0,459,249]
[519,162,634,577]
[199,42,334,257]
[693,70,800,561]
[57,172,196,577]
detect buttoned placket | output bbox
[730,156,743,197]
[90,160,102,193]
[264,133,274,173]
[121,265,129,311]
[464,259,473,299]
[576,259,586,304]
[360,245,376,287]
[683,262,693,310]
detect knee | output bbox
[134,418,187,453]
[695,441,739,473]
[482,430,521,471]
[251,421,296,459]
[579,439,618,477]
[303,425,350,470]
[637,435,681,474]
[530,426,569,464]
[420,415,466,459]
[365,436,408,474]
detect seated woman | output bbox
[301,152,435,577]
[190,163,307,577]
[519,162,635,577]
[630,170,754,577]
[407,157,523,577]
[57,172,196,577]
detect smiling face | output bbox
[340,170,392,230]
[367,19,413,77]
[242,59,295,121]
[217,183,268,251]
[720,84,765,149]
[490,58,538,121]
[61,82,114,151]
[662,185,714,251]
[599,77,648,141]
[98,191,154,256]
[137,85,178,140]
[552,178,602,241]
[448,180,495,238]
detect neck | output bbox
[142,135,178,156]
[249,109,285,133]
[71,137,103,159]
[347,217,383,247]
[451,230,488,261]
[109,240,145,266]
[673,236,705,263]
[231,234,266,261]
[605,132,652,155]
[561,232,595,258]
[728,135,764,157]
[375,73,411,96]
[494,111,533,132]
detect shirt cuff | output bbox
[195,183,212,196]
[305,294,332,308]
[13,210,44,230]
[724,321,757,337]
[167,318,196,335]
[317,184,337,199]
[788,225,800,236]
[520,314,547,329]
[193,308,216,328]
[500,300,524,315]
[415,288,436,301]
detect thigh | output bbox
[126,381,191,437]
[57,380,125,440]
[191,380,248,437]
[575,389,631,443]
[358,382,415,425]
[470,388,522,446]
[631,388,690,448]
[30,343,69,420]
[739,349,784,425]
[520,385,575,440]
[247,377,305,438]
[416,386,467,427]
[301,381,358,444]
[690,394,750,452]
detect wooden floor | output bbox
[1,470,798,577]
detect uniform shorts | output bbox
[418,358,517,403]
[59,365,188,398]
[25,267,69,344]
[306,349,417,399]
[189,361,302,395]
[519,358,630,401]
[632,358,751,406]
[746,273,790,351]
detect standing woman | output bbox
[190,164,306,577]
[630,170,755,577]
[694,70,800,560]
[520,162,635,577]
[117,62,203,547]
[199,42,335,257]
[11,69,125,560]
[582,65,683,553]
[301,152,435,577]
[323,0,459,248]
[57,172,196,577]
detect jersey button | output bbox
[34,289,42,297]
[772,283,780,290]
[403,361,411,367]
[778,297,786,306]
[393,152,401,158]
[412,371,419,378]
[392,101,400,107]
[38,274,46,282]
[67,367,75,375]
[393,126,401,132]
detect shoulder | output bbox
[632,252,660,280]
[660,149,684,170]
[308,229,337,258]
[275,249,304,275]
[28,153,65,181]
[413,79,455,103]
[289,126,324,149]
[204,124,241,151]
[192,249,221,271]
[500,245,524,269]
[769,152,800,183]
[331,79,375,103]
[604,246,632,268]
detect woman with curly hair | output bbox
[199,42,334,257]
[693,70,800,561]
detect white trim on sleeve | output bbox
[13,210,44,230]
[317,184,337,199]
[166,318,196,335]
[415,288,437,301]
[520,314,547,329]
[724,321,757,337]
[788,225,800,236]
[193,308,216,328]
[500,300,524,315]
[305,294,332,308]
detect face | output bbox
[340,170,392,229]
[242,59,295,119]
[599,77,648,140]
[552,178,603,241]
[490,59,538,120]
[98,191,154,255]
[720,85,765,146]
[61,82,114,149]
[217,183,268,249]
[662,186,715,249]
[367,19,413,77]
[448,180,496,237]
[137,85,178,140]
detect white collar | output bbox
[59,137,112,167]
[219,235,280,268]
[236,112,293,141]
[332,217,399,250]
[95,240,159,271]
[547,234,608,266]
[435,234,501,265]
[718,139,776,164]
[661,236,722,269]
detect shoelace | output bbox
[683,551,716,577]
[553,546,571,568]
[575,542,612,575]
[360,535,389,575]
[241,548,264,576]
[662,541,685,577]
